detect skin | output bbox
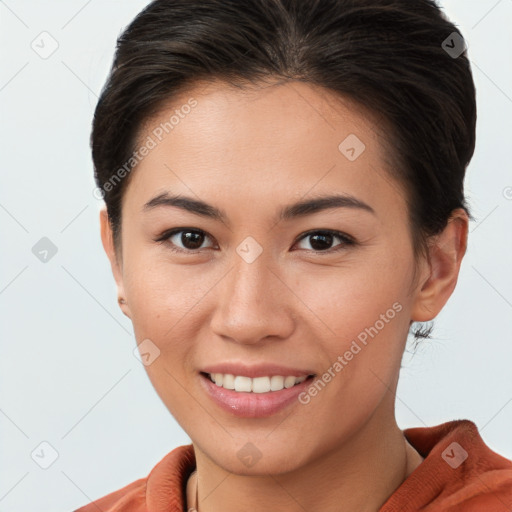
[100,79,468,512]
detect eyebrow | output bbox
[143,192,375,223]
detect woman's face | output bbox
[102,80,432,475]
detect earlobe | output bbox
[410,209,468,322]
[99,207,132,319]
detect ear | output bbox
[99,206,132,319]
[411,208,468,322]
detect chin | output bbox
[195,437,311,476]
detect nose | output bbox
[209,254,297,346]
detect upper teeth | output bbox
[208,373,308,393]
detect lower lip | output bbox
[199,373,315,418]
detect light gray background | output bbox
[1,1,511,510]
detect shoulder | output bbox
[381,419,512,512]
[74,478,146,512]
[73,444,196,512]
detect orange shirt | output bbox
[75,419,512,511]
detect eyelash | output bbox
[154,228,356,255]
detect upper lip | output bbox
[201,363,316,379]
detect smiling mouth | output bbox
[200,371,315,393]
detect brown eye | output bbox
[294,230,355,252]
[157,228,215,252]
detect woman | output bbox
[76,0,512,510]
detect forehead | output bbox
[125,79,406,219]
[138,78,390,159]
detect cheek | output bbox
[122,254,224,392]
[293,256,414,398]
[123,252,206,330]
[295,267,410,425]
[297,257,412,336]
[122,258,205,423]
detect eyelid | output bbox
[295,229,355,245]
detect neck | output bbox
[187,407,423,512]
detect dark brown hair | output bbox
[91,0,476,340]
